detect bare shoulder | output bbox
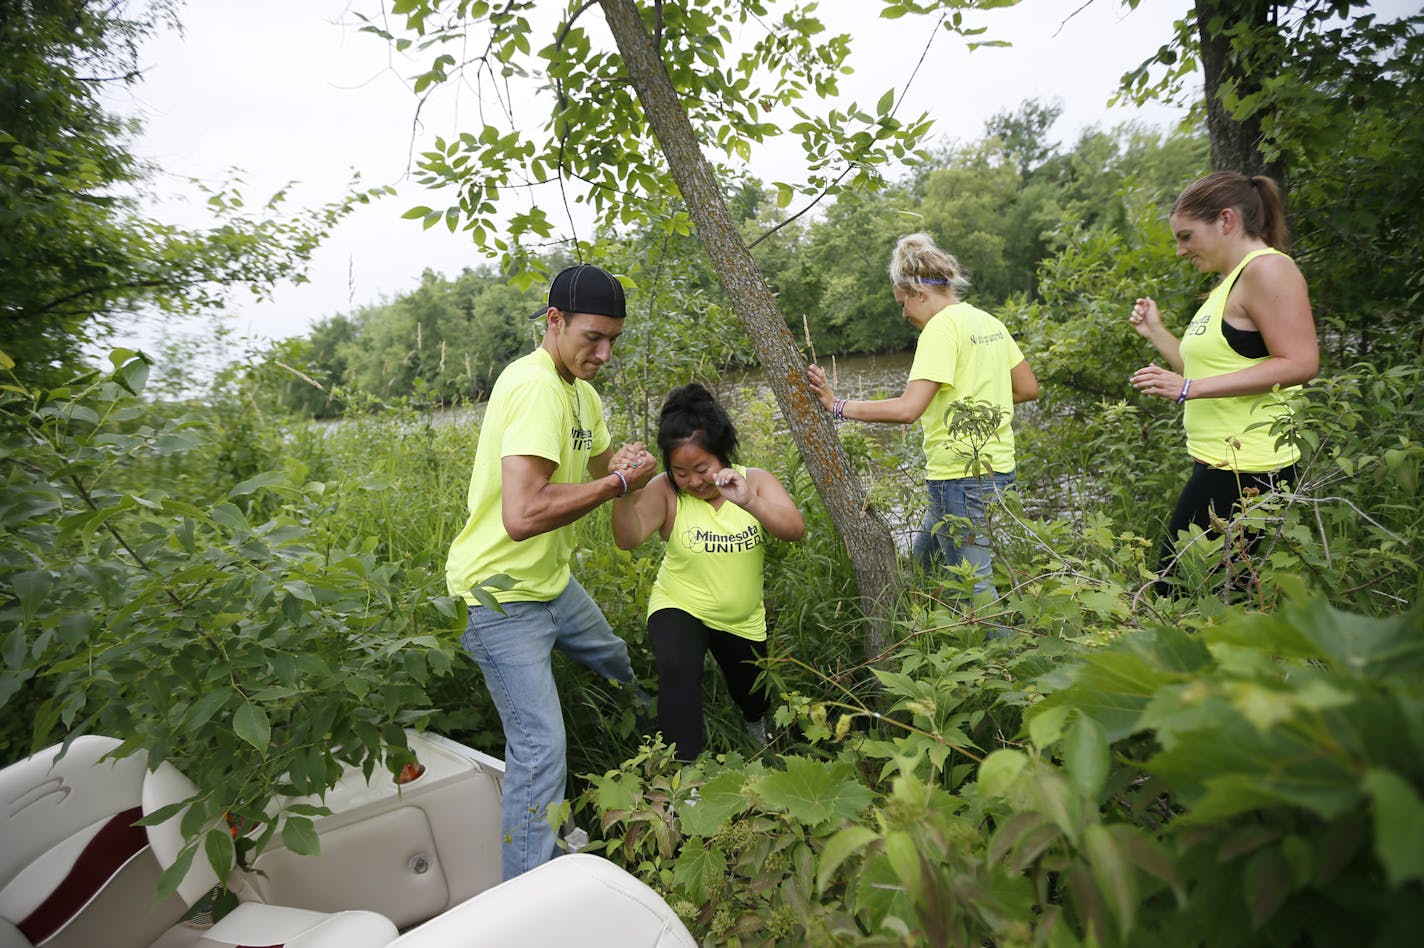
[1241,251,1308,292]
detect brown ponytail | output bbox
[1172,172,1291,252]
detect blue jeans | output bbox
[912,472,1015,601]
[460,577,633,880]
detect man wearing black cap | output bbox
[446,263,657,880]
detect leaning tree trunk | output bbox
[599,0,901,663]
[1195,0,1286,186]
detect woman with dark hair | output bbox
[808,232,1039,606]
[611,383,805,761]
[1129,172,1318,593]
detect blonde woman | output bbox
[809,233,1038,605]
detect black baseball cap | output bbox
[528,264,627,320]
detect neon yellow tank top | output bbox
[1179,247,1302,472]
[646,466,767,641]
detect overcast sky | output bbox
[117,0,1200,350]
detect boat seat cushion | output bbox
[387,853,695,948]
[199,903,397,948]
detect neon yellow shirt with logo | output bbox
[445,348,610,604]
[1179,247,1301,472]
[647,467,767,642]
[908,302,1026,479]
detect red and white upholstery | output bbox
[0,735,180,948]
[0,737,395,948]
[3,738,693,948]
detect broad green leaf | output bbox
[678,771,749,837]
[976,749,1028,799]
[1363,768,1424,886]
[883,829,922,900]
[112,356,150,395]
[182,689,231,731]
[233,703,271,751]
[672,838,725,904]
[1064,714,1109,802]
[1026,702,1071,748]
[203,826,235,880]
[753,758,873,826]
[816,825,878,894]
[590,773,636,814]
[1109,823,1185,907]
[229,470,288,497]
[155,843,198,903]
[1244,845,1290,929]
[283,580,317,603]
[1083,822,1136,940]
[281,816,321,856]
[11,569,52,627]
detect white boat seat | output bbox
[0,737,399,948]
[387,853,695,948]
[0,735,181,948]
[197,902,396,948]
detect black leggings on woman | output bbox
[648,608,770,762]
[1155,461,1298,595]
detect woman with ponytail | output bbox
[611,383,805,761]
[1128,172,1319,593]
[807,233,1039,609]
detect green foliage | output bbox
[0,352,463,891]
[373,0,949,263]
[1119,0,1424,368]
[0,0,393,389]
[579,589,1424,946]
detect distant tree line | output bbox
[258,105,1211,417]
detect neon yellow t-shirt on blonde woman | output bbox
[908,302,1026,480]
[1178,247,1301,473]
[646,466,767,642]
[445,347,611,605]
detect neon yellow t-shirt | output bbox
[646,467,767,641]
[445,347,611,604]
[1179,247,1301,472]
[908,302,1026,479]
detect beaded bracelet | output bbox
[612,469,629,497]
[832,397,848,421]
[1176,379,1192,404]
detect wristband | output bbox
[1176,379,1192,404]
[612,469,628,497]
[833,397,847,421]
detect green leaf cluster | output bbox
[0,352,463,891]
[579,587,1424,946]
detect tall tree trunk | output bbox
[599,0,901,663]
[1195,0,1286,186]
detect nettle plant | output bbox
[577,583,1424,947]
[0,350,463,902]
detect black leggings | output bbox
[648,608,770,762]
[1155,461,1297,595]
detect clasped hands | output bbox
[609,442,658,493]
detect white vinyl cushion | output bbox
[388,854,695,948]
[201,902,397,948]
[141,758,221,907]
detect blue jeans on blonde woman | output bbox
[460,577,634,880]
[912,472,1015,603]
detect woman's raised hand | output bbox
[713,467,750,506]
[807,363,834,410]
[1128,297,1163,339]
